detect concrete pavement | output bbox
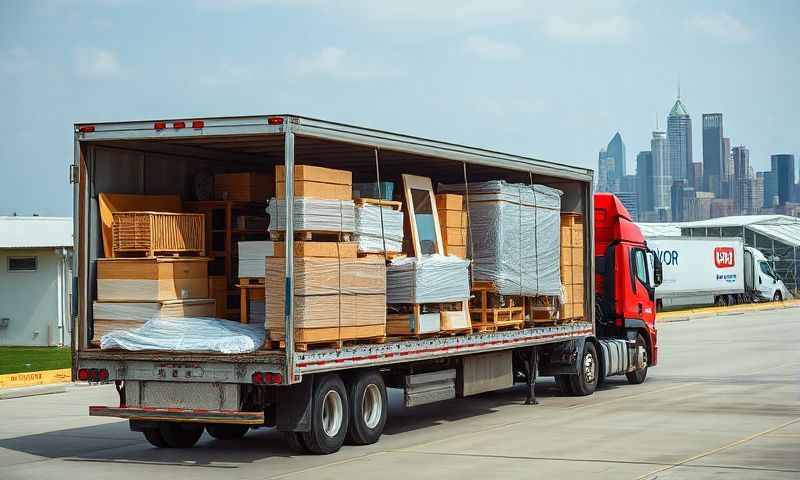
[1,306,798,479]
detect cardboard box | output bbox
[271,241,358,258]
[572,246,584,266]
[442,227,466,246]
[446,245,467,258]
[214,173,274,202]
[560,246,573,267]
[275,165,353,200]
[97,257,209,302]
[560,226,572,247]
[435,193,463,211]
[571,224,584,247]
[438,210,468,228]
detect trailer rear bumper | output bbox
[89,405,264,425]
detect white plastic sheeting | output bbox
[354,203,404,253]
[100,318,266,353]
[387,254,470,304]
[440,181,562,297]
[267,198,355,233]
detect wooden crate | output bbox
[386,301,471,337]
[436,193,468,258]
[214,173,274,202]
[469,282,525,332]
[111,211,205,258]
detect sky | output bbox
[1,0,798,217]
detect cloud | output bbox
[73,48,123,79]
[542,14,632,41]
[0,48,38,75]
[464,35,522,60]
[685,13,753,42]
[286,46,396,80]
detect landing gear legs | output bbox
[524,347,539,405]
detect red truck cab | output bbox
[594,193,662,382]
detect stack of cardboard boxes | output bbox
[559,213,585,320]
[436,193,467,258]
[265,165,387,348]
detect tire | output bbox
[555,374,574,395]
[143,428,169,448]
[626,333,649,385]
[773,291,783,302]
[346,370,388,445]
[206,424,249,440]
[284,431,311,453]
[301,374,349,454]
[569,342,599,396]
[159,422,204,448]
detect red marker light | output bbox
[98,369,109,381]
[173,121,186,129]
[191,120,204,129]
[78,369,89,381]
[154,122,166,130]
[271,373,283,384]
[252,372,263,384]
[78,125,95,133]
[267,117,284,125]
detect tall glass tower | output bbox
[651,131,671,214]
[606,132,626,188]
[702,113,724,195]
[667,96,692,183]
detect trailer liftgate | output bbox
[73,114,595,387]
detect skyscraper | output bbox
[606,132,626,188]
[636,151,654,214]
[651,131,671,216]
[667,96,692,183]
[771,154,796,205]
[721,136,732,198]
[597,148,617,192]
[760,171,779,208]
[702,113,724,196]
[732,146,750,180]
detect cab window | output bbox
[633,249,648,286]
[759,261,775,280]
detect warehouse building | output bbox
[0,216,73,346]
[680,215,800,294]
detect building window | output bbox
[8,256,37,272]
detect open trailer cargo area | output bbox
[70,115,656,454]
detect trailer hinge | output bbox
[69,164,79,184]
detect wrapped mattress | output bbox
[354,203,404,254]
[386,254,471,304]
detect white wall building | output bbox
[0,217,72,346]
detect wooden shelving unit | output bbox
[185,200,268,320]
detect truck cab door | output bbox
[622,246,656,324]
[757,260,777,298]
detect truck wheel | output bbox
[206,424,249,440]
[346,370,388,445]
[284,431,310,453]
[626,334,648,385]
[143,428,169,448]
[301,374,349,454]
[569,342,598,396]
[773,291,783,302]
[555,375,574,395]
[159,423,204,448]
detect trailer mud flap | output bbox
[276,376,313,432]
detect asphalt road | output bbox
[1,307,799,479]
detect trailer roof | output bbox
[75,114,593,183]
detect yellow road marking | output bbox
[0,368,71,389]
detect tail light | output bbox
[172,121,186,129]
[267,117,284,125]
[78,369,89,381]
[251,371,283,384]
[252,372,264,384]
[192,120,205,129]
[78,125,95,133]
[77,368,110,383]
[154,121,166,130]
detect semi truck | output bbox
[72,115,662,454]
[647,236,789,309]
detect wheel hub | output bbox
[321,390,343,438]
[362,383,382,429]
[583,352,596,384]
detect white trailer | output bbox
[647,236,788,309]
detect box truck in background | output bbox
[647,237,789,309]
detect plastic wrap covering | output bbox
[100,318,266,353]
[238,241,274,278]
[440,181,563,296]
[387,255,470,304]
[354,204,404,253]
[267,198,355,233]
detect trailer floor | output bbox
[2,306,799,479]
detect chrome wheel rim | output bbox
[583,352,596,384]
[321,390,343,437]
[362,384,382,430]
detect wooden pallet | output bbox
[526,296,560,326]
[470,281,526,332]
[386,301,471,337]
[269,230,353,242]
[267,324,386,351]
[357,252,404,260]
[112,250,206,258]
[354,198,403,210]
[238,277,265,286]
